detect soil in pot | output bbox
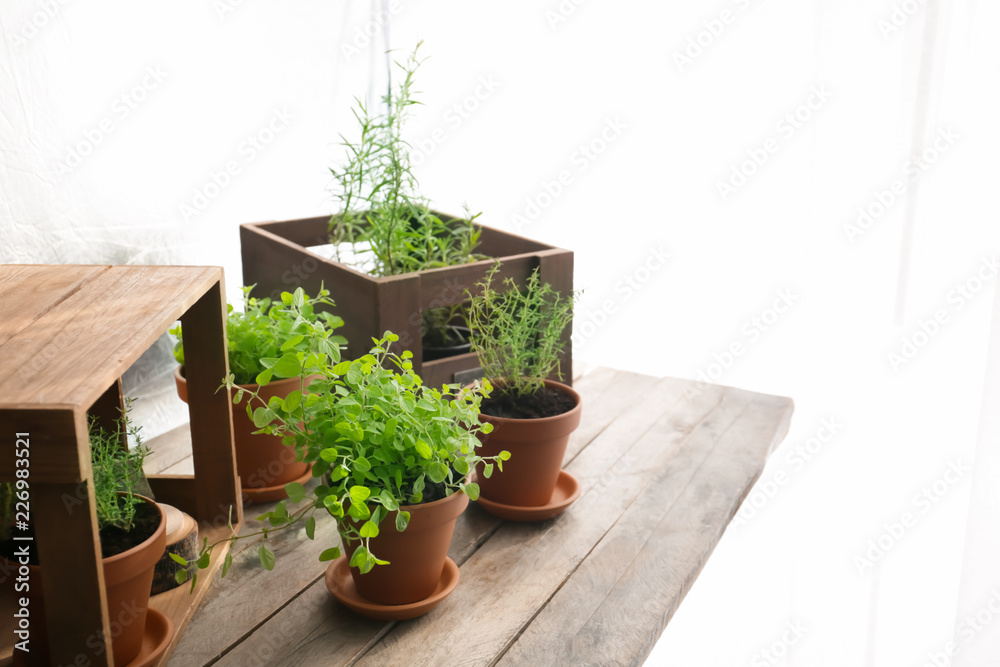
[480,384,577,420]
[1,500,160,565]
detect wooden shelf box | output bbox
[0,265,243,666]
[240,215,575,388]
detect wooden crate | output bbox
[240,215,575,388]
[0,265,242,666]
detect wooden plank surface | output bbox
[0,265,221,411]
[0,264,106,347]
[155,369,791,666]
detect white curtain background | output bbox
[1,1,998,664]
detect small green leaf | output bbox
[222,552,233,577]
[349,485,371,503]
[320,447,339,463]
[319,547,341,562]
[175,569,189,585]
[285,482,306,503]
[464,483,480,501]
[280,334,305,351]
[258,544,276,571]
[169,553,188,566]
[271,353,302,378]
[359,520,379,538]
[197,552,211,569]
[305,516,316,540]
[414,439,432,460]
[350,546,368,569]
[332,361,352,375]
[395,510,410,532]
[498,450,511,461]
[483,462,495,479]
[427,461,449,484]
[283,390,302,412]
[255,368,273,386]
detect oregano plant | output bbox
[172,332,509,588]
[170,285,346,386]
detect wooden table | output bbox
[154,366,793,666]
[0,265,242,666]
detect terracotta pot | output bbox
[340,489,468,605]
[475,379,582,507]
[175,367,311,498]
[12,496,166,666]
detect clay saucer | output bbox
[125,607,173,667]
[325,556,460,621]
[242,468,313,504]
[475,469,581,522]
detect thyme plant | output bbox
[466,262,576,398]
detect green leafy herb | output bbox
[327,42,485,284]
[170,285,346,386]
[466,262,576,398]
[176,331,507,584]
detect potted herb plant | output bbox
[466,263,582,521]
[176,331,508,620]
[1,409,169,666]
[171,285,346,504]
[239,42,574,387]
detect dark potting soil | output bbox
[480,385,576,420]
[0,499,159,565]
[100,500,160,558]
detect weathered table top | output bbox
[151,366,793,666]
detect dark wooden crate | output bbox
[240,215,574,388]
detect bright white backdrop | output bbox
[2,1,999,665]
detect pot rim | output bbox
[101,493,165,567]
[477,378,582,425]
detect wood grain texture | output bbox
[155,371,791,666]
[178,278,241,525]
[499,393,794,666]
[0,264,106,347]
[0,265,220,411]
